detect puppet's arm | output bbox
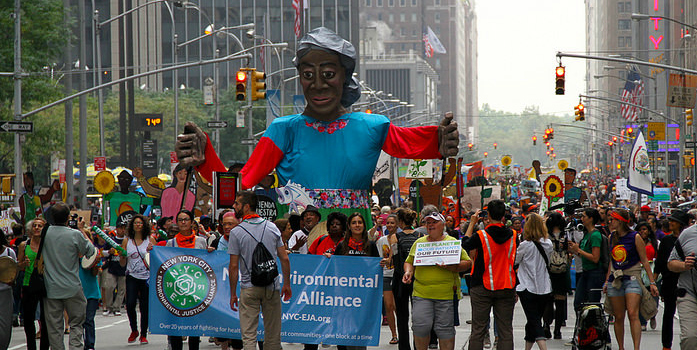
[381,124,441,159]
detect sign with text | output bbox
[667,73,697,108]
[649,187,671,202]
[149,249,381,346]
[94,157,106,172]
[136,113,164,131]
[413,240,462,266]
[647,122,665,141]
[406,159,433,179]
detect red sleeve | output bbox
[381,124,442,159]
[238,136,284,190]
[195,134,228,183]
[308,236,321,255]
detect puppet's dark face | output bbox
[298,50,345,122]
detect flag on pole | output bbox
[292,0,302,38]
[463,161,483,182]
[422,26,446,58]
[620,66,645,122]
[627,130,654,196]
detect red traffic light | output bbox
[613,136,618,142]
[532,136,537,141]
[493,143,498,149]
[484,152,488,158]
[236,71,247,82]
[556,66,565,77]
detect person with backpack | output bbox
[515,213,552,350]
[604,209,659,350]
[542,212,570,340]
[392,208,422,350]
[568,208,605,312]
[228,191,292,350]
[667,212,697,350]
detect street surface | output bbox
[9,295,677,349]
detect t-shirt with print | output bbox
[406,235,470,300]
[229,217,284,290]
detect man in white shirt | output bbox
[287,206,321,254]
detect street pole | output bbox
[94,10,105,157]
[13,0,22,206]
[174,34,179,139]
[63,0,74,205]
[79,0,87,209]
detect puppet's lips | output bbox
[311,96,333,105]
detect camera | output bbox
[68,214,79,229]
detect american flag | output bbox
[292,0,302,38]
[620,67,645,122]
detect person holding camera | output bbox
[42,202,96,350]
[667,213,697,349]
[567,208,604,312]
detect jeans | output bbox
[469,285,516,350]
[573,268,604,311]
[21,287,49,350]
[83,298,98,349]
[518,290,549,343]
[125,275,149,335]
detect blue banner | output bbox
[149,247,382,346]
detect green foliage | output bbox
[477,104,580,168]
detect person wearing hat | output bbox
[175,27,458,222]
[402,211,470,350]
[288,206,321,254]
[640,205,652,222]
[655,209,688,350]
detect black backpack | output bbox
[239,222,279,287]
[393,230,424,276]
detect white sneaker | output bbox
[114,311,122,316]
[102,310,109,316]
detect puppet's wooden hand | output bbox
[175,122,207,167]
[438,111,458,157]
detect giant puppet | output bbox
[175,27,458,218]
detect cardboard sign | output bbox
[413,240,462,266]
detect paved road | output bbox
[9,295,677,349]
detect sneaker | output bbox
[483,336,491,349]
[650,317,657,330]
[102,310,109,316]
[544,325,552,339]
[465,319,473,324]
[382,316,388,326]
[493,337,499,348]
[428,344,438,349]
[641,325,647,331]
[12,316,19,327]
[128,331,139,343]
[114,311,122,316]
[564,339,574,346]
[140,336,148,345]
[554,330,562,340]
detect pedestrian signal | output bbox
[250,69,266,101]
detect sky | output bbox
[476,0,586,116]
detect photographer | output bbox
[667,216,697,349]
[567,208,604,311]
[42,202,96,350]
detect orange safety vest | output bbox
[476,228,517,291]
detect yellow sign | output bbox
[647,122,665,141]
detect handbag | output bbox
[25,224,48,297]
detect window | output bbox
[435,12,441,23]
[412,13,417,22]
[400,0,406,6]
[412,0,418,5]
[412,29,417,37]
[378,13,383,20]
[435,58,441,69]
[618,2,624,13]
[401,27,406,36]
[388,0,394,6]
[618,36,625,47]
[377,0,383,6]
[389,13,394,22]
[400,13,406,22]
[618,19,631,30]
[435,0,441,5]
[625,36,632,48]
[366,0,371,6]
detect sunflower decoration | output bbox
[557,159,569,171]
[542,174,564,203]
[501,155,512,167]
[94,170,115,194]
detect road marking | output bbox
[96,319,128,330]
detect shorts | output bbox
[411,296,455,339]
[383,276,393,292]
[607,277,643,297]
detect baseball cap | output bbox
[424,212,445,223]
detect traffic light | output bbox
[493,143,498,149]
[484,152,488,158]
[574,103,585,121]
[684,155,695,168]
[532,136,537,145]
[555,65,565,95]
[250,69,266,101]
[687,109,694,126]
[468,143,473,151]
[547,128,554,140]
[365,109,372,114]
[235,70,247,101]
[608,141,614,146]
[613,136,618,143]
[627,127,634,138]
